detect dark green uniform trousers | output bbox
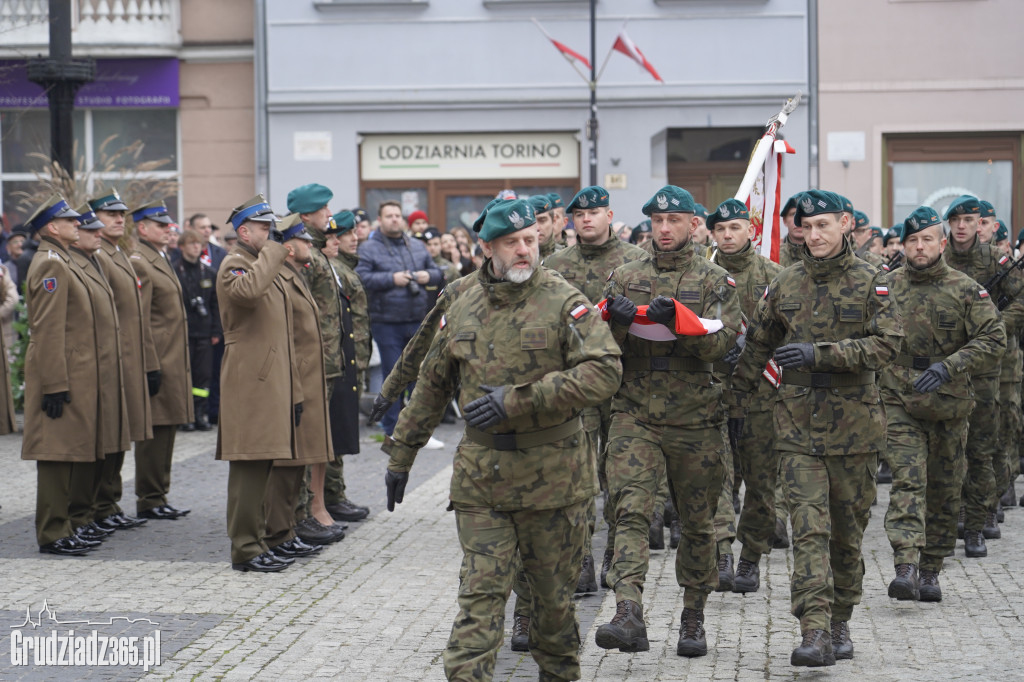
[94,451,125,520]
[996,380,1020,500]
[36,461,76,546]
[135,424,177,514]
[226,459,274,564]
[265,465,302,549]
[736,409,781,561]
[784,451,876,633]
[606,413,726,611]
[444,501,587,682]
[68,458,103,530]
[962,376,999,529]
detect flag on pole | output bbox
[611,29,663,83]
[532,19,591,70]
[746,139,796,263]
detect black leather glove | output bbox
[368,394,393,424]
[42,391,70,419]
[463,385,508,429]
[913,362,951,393]
[294,402,303,426]
[147,370,162,397]
[774,343,815,369]
[727,417,745,454]
[385,469,409,512]
[722,339,745,369]
[606,295,637,326]
[646,295,676,324]
[269,228,286,244]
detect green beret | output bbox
[979,200,996,219]
[478,199,536,242]
[528,194,552,215]
[1018,228,1024,245]
[286,183,333,214]
[547,192,564,209]
[837,195,855,214]
[641,185,695,216]
[567,186,609,212]
[995,219,1008,243]
[853,210,870,229]
[331,210,356,234]
[901,206,942,243]
[943,195,980,221]
[630,220,652,243]
[870,226,884,239]
[706,198,750,231]
[472,197,505,233]
[794,190,844,227]
[782,194,800,215]
[694,203,708,220]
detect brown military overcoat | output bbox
[215,241,300,461]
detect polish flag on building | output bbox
[598,299,723,341]
[533,20,591,69]
[612,29,663,83]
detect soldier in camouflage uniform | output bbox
[544,186,647,591]
[332,211,372,381]
[596,185,740,658]
[942,195,1024,555]
[414,226,456,303]
[287,184,369,528]
[730,190,902,667]
[383,198,622,682]
[779,194,804,268]
[547,192,568,248]
[707,199,783,594]
[535,194,564,260]
[852,210,887,270]
[881,206,1005,603]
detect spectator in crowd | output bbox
[174,229,220,432]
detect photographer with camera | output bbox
[174,228,220,432]
[356,201,442,438]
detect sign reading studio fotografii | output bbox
[360,132,580,181]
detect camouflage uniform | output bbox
[710,242,783,563]
[603,244,741,610]
[855,243,886,271]
[428,254,457,301]
[539,236,564,260]
[335,250,372,373]
[730,239,902,633]
[943,239,1024,530]
[779,236,803,268]
[996,325,1022,506]
[385,265,622,682]
[880,257,1004,570]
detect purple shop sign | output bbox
[0,57,178,108]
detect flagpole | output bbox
[734,92,801,203]
[596,20,626,84]
[588,0,598,186]
[531,18,590,84]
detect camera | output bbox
[406,271,421,296]
[191,296,209,317]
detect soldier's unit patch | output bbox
[875,286,889,296]
[42,277,57,293]
[725,276,736,287]
[570,304,589,320]
[47,250,60,260]
[230,269,247,276]
[521,328,548,350]
[979,289,990,299]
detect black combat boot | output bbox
[956,506,965,539]
[830,621,853,660]
[887,563,919,601]
[600,547,614,589]
[510,614,529,652]
[997,500,1004,523]
[648,511,665,550]
[877,459,892,484]
[772,517,790,549]
[575,553,598,594]
[733,557,760,593]
[983,511,1001,539]
[716,553,735,592]
[964,529,987,558]
[1000,482,1017,508]
[664,501,681,549]
[791,629,835,667]
[918,569,942,602]
[595,600,649,652]
[676,608,707,657]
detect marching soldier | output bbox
[217,195,297,572]
[21,197,100,555]
[384,198,622,681]
[130,200,194,520]
[730,190,902,666]
[942,195,1024,555]
[547,192,569,248]
[779,194,804,267]
[91,190,152,531]
[544,185,647,592]
[881,206,1004,602]
[535,194,563,259]
[597,185,740,658]
[707,199,783,593]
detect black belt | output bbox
[463,416,582,451]
[622,357,713,373]
[781,370,875,388]
[894,353,944,370]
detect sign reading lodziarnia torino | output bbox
[360,132,580,181]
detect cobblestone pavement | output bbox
[1,419,1022,680]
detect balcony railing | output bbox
[0,0,181,51]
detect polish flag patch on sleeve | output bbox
[570,303,590,320]
[999,255,1010,266]
[979,289,990,299]
[875,285,889,296]
[726,276,737,287]
[439,314,447,330]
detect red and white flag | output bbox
[597,299,723,341]
[746,139,796,263]
[612,29,663,83]
[533,20,591,69]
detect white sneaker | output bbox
[424,436,445,450]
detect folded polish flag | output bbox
[598,298,723,340]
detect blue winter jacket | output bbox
[356,230,443,324]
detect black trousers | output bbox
[188,336,213,419]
